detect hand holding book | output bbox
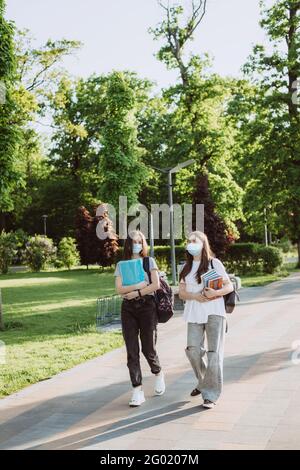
[202,275,223,299]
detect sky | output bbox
[5,0,272,89]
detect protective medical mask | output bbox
[132,243,143,254]
[186,241,203,257]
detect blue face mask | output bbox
[186,242,203,257]
[132,243,142,254]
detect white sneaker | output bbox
[154,371,166,396]
[129,387,145,407]
[202,399,216,409]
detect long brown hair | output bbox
[179,231,214,284]
[123,230,148,260]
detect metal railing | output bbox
[96,295,122,330]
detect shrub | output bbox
[275,237,293,254]
[0,231,17,274]
[10,229,29,264]
[259,246,283,274]
[75,205,119,268]
[115,242,283,275]
[224,243,283,275]
[57,237,80,270]
[24,235,57,272]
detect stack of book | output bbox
[201,269,223,290]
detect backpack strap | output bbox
[143,256,152,283]
[212,257,228,330]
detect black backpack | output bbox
[211,259,239,314]
[143,257,174,323]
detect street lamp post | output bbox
[42,215,48,236]
[152,159,195,285]
[149,212,155,258]
[168,169,177,286]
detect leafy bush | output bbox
[115,242,283,275]
[24,235,57,272]
[260,246,283,274]
[57,237,80,270]
[0,231,17,274]
[275,237,293,254]
[224,243,283,274]
[10,229,29,264]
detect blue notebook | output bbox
[118,259,145,286]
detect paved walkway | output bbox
[1,272,300,450]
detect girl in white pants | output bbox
[179,231,233,409]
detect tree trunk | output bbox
[297,240,300,269]
[0,289,4,331]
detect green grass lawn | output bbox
[240,263,299,287]
[0,267,123,398]
[0,262,299,398]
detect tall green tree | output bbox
[0,22,81,233]
[0,0,21,229]
[48,71,151,233]
[228,0,300,263]
[99,71,151,208]
[13,31,81,233]
[49,76,104,206]
[144,1,243,237]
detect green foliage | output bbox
[0,1,22,213]
[116,241,283,275]
[275,236,293,254]
[224,243,283,275]
[57,237,80,270]
[0,26,80,226]
[20,176,81,241]
[261,246,284,274]
[1,0,298,264]
[0,0,15,78]
[9,228,28,264]
[227,0,300,263]
[99,71,151,207]
[0,231,17,274]
[49,76,104,198]
[144,2,243,235]
[23,235,57,272]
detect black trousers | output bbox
[121,295,161,387]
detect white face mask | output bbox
[132,243,142,254]
[186,241,203,257]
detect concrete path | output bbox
[0,272,300,450]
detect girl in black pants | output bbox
[115,230,165,407]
